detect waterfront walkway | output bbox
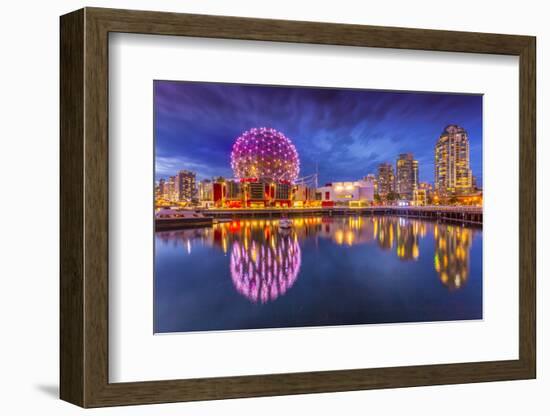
[201,206,483,226]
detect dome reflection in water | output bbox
[230,228,301,304]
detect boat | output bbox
[279,218,293,229]
[155,208,213,230]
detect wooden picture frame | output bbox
[60,7,536,408]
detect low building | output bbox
[455,191,483,206]
[198,179,214,208]
[213,179,243,208]
[244,179,292,208]
[412,182,435,206]
[317,179,375,207]
[412,189,427,206]
[293,184,317,207]
[212,178,293,208]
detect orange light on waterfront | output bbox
[334,229,344,245]
[345,230,354,246]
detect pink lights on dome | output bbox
[230,127,300,183]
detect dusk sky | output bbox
[154,81,482,186]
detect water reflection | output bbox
[222,221,303,303]
[230,232,301,303]
[434,224,473,290]
[155,216,478,302]
[372,217,427,260]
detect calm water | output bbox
[154,216,482,333]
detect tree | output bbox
[374,193,382,204]
[386,191,398,202]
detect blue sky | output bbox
[154,81,482,186]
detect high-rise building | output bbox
[395,153,419,200]
[165,176,177,201]
[158,178,166,200]
[176,170,196,202]
[435,125,473,196]
[377,163,395,196]
[363,174,377,193]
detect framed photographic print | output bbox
[60,7,536,407]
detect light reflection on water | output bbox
[155,216,482,333]
[230,230,302,304]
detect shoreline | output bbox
[155,208,483,231]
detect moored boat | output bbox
[155,208,213,230]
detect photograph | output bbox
[153,81,483,334]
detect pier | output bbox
[200,206,482,226]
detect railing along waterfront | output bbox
[196,205,482,226]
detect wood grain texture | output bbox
[59,8,84,407]
[83,10,110,407]
[88,7,532,54]
[518,38,536,375]
[59,7,537,408]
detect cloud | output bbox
[155,156,232,181]
[154,81,483,185]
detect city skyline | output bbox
[154,81,483,186]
